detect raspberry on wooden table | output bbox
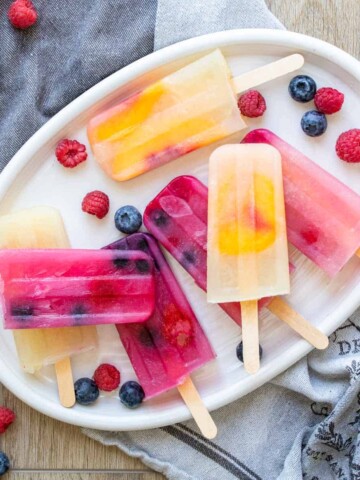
[0,407,15,434]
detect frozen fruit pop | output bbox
[208,144,290,373]
[88,50,304,181]
[242,129,360,276]
[105,233,217,439]
[144,176,328,351]
[0,206,98,407]
[0,248,155,329]
[144,175,269,325]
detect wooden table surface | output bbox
[1,1,359,479]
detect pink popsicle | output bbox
[104,233,215,399]
[242,129,360,276]
[0,249,155,329]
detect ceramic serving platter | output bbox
[0,29,359,431]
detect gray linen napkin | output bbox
[1,1,360,479]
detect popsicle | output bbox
[87,50,304,181]
[105,233,217,439]
[242,129,360,276]
[0,249,155,329]
[144,175,329,350]
[207,144,291,373]
[0,206,97,407]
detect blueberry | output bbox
[135,238,149,252]
[114,206,142,234]
[151,209,169,227]
[72,305,87,317]
[183,250,196,265]
[236,342,263,363]
[301,110,327,137]
[74,378,100,405]
[288,75,317,103]
[113,257,129,269]
[0,452,9,476]
[135,259,150,274]
[11,304,33,317]
[138,327,155,347]
[119,381,145,408]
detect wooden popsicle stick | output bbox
[240,300,260,374]
[177,377,217,439]
[55,357,76,408]
[233,54,304,95]
[356,248,360,258]
[268,297,329,350]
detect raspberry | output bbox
[93,364,120,392]
[81,191,110,219]
[8,0,37,30]
[238,90,266,118]
[161,304,194,348]
[336,129,360,163]
[55,139,88,168]
[0,407,15,434]
[314,87,344,114]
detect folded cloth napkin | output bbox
[1,1,360,479]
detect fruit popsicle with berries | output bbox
[0,248,155,329]
[0,206,98,407]
[105,233,217,439]
[242,129,360,276]
[144,175,269,325]
[144,174,329,352]
[207,144,291,373]
[87,50,304,181]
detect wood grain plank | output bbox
[266,0,360,58]
[0,388,148,471]
[8,474,163,480]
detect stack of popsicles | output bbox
[1,47,360,438]
[0,207,156,407]
[105,233,217,438]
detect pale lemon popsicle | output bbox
[207,144,290,373]
[0,207,98,406]
[88,51,304,181]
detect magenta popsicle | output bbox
[143,175,271,326]
[242,129,360,276]
[0,249,155,329]
[104,233,215,399]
